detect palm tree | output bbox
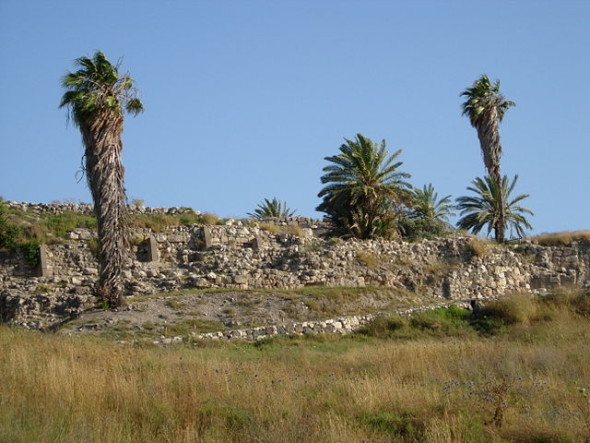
[456,175,533,241]
[461,75,515,242]
[400,184,455,239]
[248,198,296,218]
[408,184,455,224]
[317,134,412,239]
[60,51,143,308]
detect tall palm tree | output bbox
[60,51,143,308]
[317,134,412,239]
[248,197,296,218]
[461,75,515,242]
[456,175,533,241]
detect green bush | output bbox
[399,217,448,241]
[409,305,471,335]
[19,240,40,268]
[0,203,20,249]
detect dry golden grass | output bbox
[2,293,590,442]
[531,230,590,246]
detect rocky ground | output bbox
[55,287,444,342]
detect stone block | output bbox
[202,227,213,249]
[37,245,51,277]
[146,237,160,262]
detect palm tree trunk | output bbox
[82,111,128,308]
[477,108,506,243]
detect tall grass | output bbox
[531,230,590,246]
[2,291,590,442]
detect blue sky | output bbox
[0,1,588,235]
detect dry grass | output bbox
[468,236,492,258]
[356,250,380,268]
[2,291,590,442]
[531,230,590,246]
[259,223,304,237]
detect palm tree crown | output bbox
[317,134,411,239]
[60,51,143,127]
[456,175,533,241]
[248,198,296,219]
[60,51,143,309]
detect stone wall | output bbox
[2,201,201,217]
[2,225,589,298]
[1,203,589,329]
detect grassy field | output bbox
[2,290,590,442]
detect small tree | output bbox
[456,175,533,241]
[248,198,296,219]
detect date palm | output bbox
[409,184,455,225]
[248,198,296,219]
[399,184,455,240]
[461,75,515,242]
[317,134,411,239]
[60,51,143,308]
[456,175,533,241]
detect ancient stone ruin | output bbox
[1,202,589,330]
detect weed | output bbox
[85,239,99,259]
[222,307,236,317]
[357,250,380,268]
[165,299,186,310]
[34,284,52,294]
[468,237,491,258]
[359,410,425,439]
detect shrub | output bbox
[472,294,538,334]
[19,240,40,268]
[358,315,407,338]
[399,217,449,241]
[409,306,471,335]
[0,203,20,249]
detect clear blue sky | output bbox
[1,1,588,235]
